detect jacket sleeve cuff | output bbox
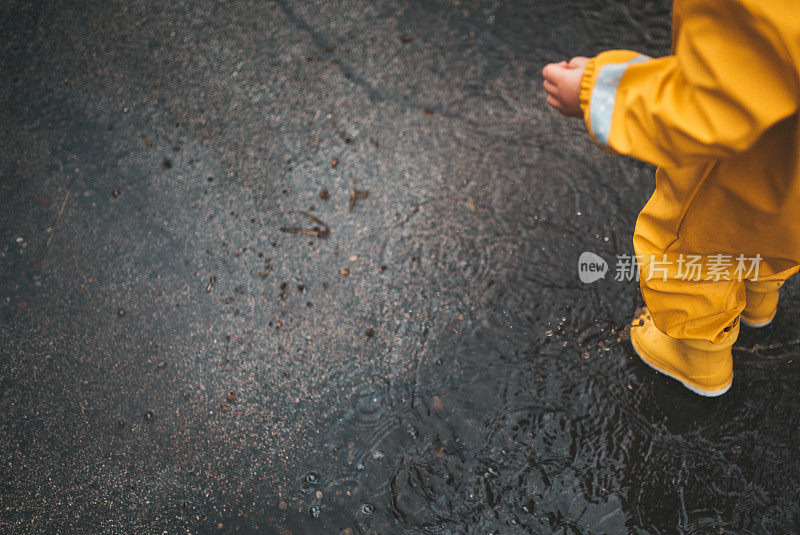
[579,51,651,152]
[579,57,599,144]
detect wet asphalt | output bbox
[2,1,799,533]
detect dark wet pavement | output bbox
[2,1,799,533]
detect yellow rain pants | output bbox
[579,0,800,343]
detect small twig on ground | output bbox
[349,188,369,212]
[45,185,73,249]
[735,338,800,356]
[280,211,330,238]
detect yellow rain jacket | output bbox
[579,0,800,343]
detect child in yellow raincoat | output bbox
[543,0,800,396]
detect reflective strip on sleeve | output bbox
[590,54,650,146]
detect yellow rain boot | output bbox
[630,309,737,397]
[741,280,782,328]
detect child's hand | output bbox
[542,57,589,118]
